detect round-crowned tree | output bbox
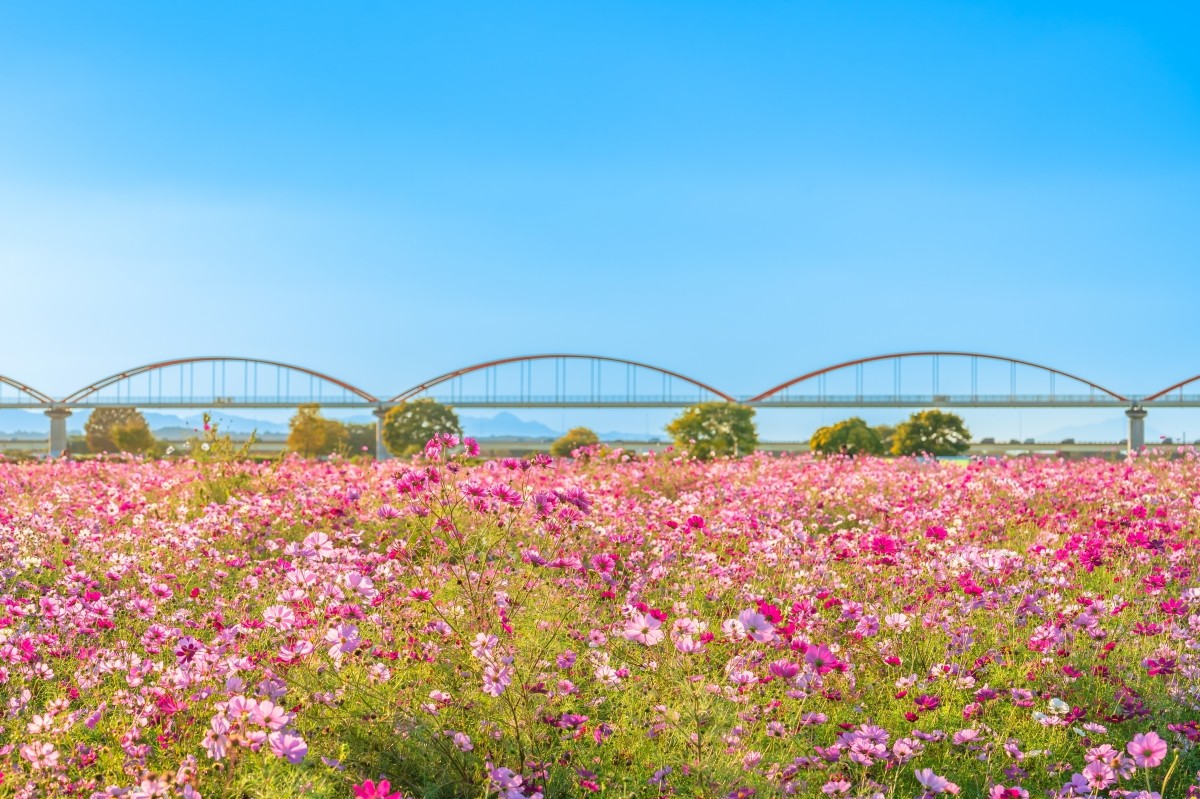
[382,399,462,457]
[550,426,600,457]
[809,417,885,456]
[111,420,158,455]
[665,402,757,459]
[85,408,151,453]
[891,409,971,456]
[286,404,349,458]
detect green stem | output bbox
[1160,751,1179,798]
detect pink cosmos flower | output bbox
[805,644,839,673]
[1077,761,1116,791]
[737,609,774,643]
[624,613,664,646]
[325,623,360,657]
[768,659,800,679]
[251,700,289,730]
[302,531,336,559]
[914,768,960,795]
[20,742,59,770]
[262,605,295,630]
[489,766,526,799]
[267,731,308,764]
[1126,731,1168,768]
[482,664,513,696]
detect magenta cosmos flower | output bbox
[352,779,405,799]
[1126,731,1168,768]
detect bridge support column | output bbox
[45,408,72,458]
[373,406,390,461]
[1126,405,1147,454]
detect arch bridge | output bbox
[748,352,1129,407]
[390,354,735,408]
[4,352,1197,457]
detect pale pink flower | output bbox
[251,700,289,730]
[20,741,60,770]
[268,731,308,764]
[915,768,960,795]
[1079,761,1116,791]
[1127,731,1168,768]
[263,605,296,631]
[737,608,774,643]
[325,623,360,657]
[624,613,664,646]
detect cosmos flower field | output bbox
[2,442,1200,798]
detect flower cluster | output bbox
[0,445,1199,797]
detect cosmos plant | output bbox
[0,439,1199,797]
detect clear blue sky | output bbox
[2,2,1199,427]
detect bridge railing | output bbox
[748,393,1128,406]
[406,393,719,406]
[64,394,375,407]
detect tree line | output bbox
[74,401,970,459]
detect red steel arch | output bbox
[748,352,1128,403]
[0,375,53,404]
[63,357,379,404]
[390,354,736,403]
[1143,376,1200,403]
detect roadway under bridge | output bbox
[3,352,1198,457]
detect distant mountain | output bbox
[0,409,48,435]
[0,409,291,436]
[459,412,558,439]
[456,413,661,441]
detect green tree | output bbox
[551,426,600,457]
[112,420,158,455]
[891,409,971,456]
[321,418,349,455]
[86,408,150,453]
[382,398,462,457]
[287,404,348,458]
[345,423,376,456]
[666,402,757,459]
[873,424,896,453]
[809,417,885,456]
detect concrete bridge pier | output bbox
[373,406,390,461]
[45,408,72,457]
[1126,404,1147,454]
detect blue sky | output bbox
[2,2,1199,439]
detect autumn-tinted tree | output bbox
[382,399,462,457]
[809,417,885,456]
[666,402,757,459]
[112,420,158,455]
[551,426,600,457]
[86,408,150,453]
[287,404,348,458]
[891,409,971,456]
